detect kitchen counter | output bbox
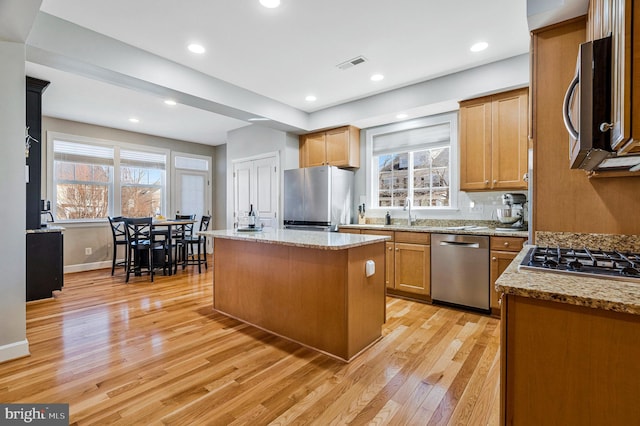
[496,245,640,315]
[339,223,528,238]
[201,228,390,250]
[26,225,65,233]
[207,228,387,361]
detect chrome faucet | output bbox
[403,198,412,226]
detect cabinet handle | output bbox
[485,180,489,185]
[503,242,510,247]
[388,247,393,251]
[493,180,497,184]
[523,173,529,183]
[492,256,497,262]
[499,293,503,306]
[599,122,614,132]
[395,248,399,252]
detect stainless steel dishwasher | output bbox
[431,233,490,312]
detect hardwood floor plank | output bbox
[0,261,501,425]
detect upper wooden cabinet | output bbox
[299,126,360,168]
[587,0,640,154]
[459,88,529,191]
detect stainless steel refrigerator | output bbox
[284,166,354,231]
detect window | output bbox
[50,134,168,221]
[367,112,457,209]
[53,141,114,220]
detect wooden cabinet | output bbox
[389,232,431,299]
[26,231,63,301]
[342,228,431,300]
[460,88,529,191]
[489,236,526,317]
[587,0,640,154]
[501,295,640,424]
[299,126,360,168]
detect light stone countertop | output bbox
[201,228,390,250]
[496,245,640,316]
[340,223,529,238]
[26,225,66,234]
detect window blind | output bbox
[121,149,166,170]
[53,140,114,165]
[372,122,450,156]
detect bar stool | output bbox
[180,215,211,273]
[108,216,128,276]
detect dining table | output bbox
[151,218,196,275]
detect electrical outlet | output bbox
[85,247,92,255]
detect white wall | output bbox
[0,41,29,362]
[225,125,299,229]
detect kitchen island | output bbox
[496,232,640,425]
[200,229,389,362]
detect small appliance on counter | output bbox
[495,193,527,231]
[283,165,354,232]
[40,199,54,227]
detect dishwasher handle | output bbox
[438,241,480,249]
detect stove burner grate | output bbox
[520,246,640,283]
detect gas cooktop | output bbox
[518,246,640,283]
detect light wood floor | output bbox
[1,260,501,425]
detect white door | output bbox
[175,169,209,219]
[233,154,278,229]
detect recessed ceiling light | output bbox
[396,113,408,119]
[188,43,205,54]
[260,0,280,8]
[470,41,488,52]
[248,117,270,122]
[128,117,139,123]
[305,95,317,102]
[164,99,177,106]
[370,74,384,82]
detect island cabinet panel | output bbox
[213,238,385,361]
[501,295,640,425]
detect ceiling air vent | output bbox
[336,56,368,70]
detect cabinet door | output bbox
[394,243,430,296]
[490,250,517,313]
[385,242,395,289]
[460,98,492,190]
[491,89,528,190]
[325,127,350,167]
[302,132,327,167]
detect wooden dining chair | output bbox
[108,216,128,276]
[124,217,167,283]
[173,214,195,272]
[181,215,211,273]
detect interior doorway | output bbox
[233,152,279,229]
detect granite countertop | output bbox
[496,244,640,316]
[340,223,529,238]
[26,225,66,234]
[200,229,390,250]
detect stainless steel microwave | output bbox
[562,35,612,170]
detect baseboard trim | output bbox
[0,339,30,364]
[65,260,112,274]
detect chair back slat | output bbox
[124,217,153,246]
[200,215,211,232]
[108,216,127,241]
[176,214,195,236]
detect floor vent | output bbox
[336,56,367,70]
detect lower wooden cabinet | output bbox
[393,242,430,296]
[501,294,640,424]
[490,236,526,316]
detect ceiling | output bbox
[24,0,535,146]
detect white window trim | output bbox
[365,111,459,212]
[46,131,170,223]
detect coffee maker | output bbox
[496,193,527,231]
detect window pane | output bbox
[56,183,109,220]
[121,186,162,217]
